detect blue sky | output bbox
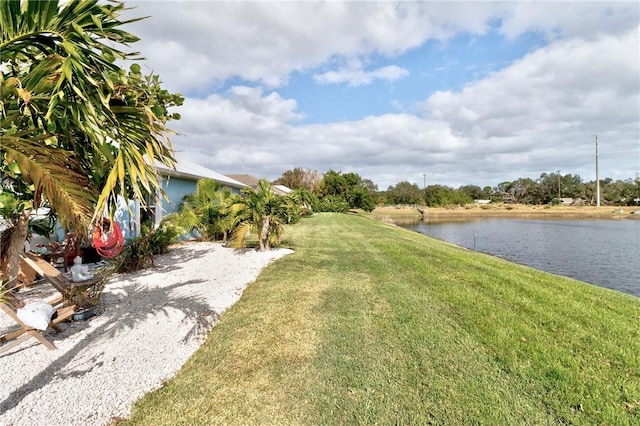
[276,30,544,124]
[123,1,639,190]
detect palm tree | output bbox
[165,179,234,242]
[1,0,181,280]
[229,180,288,252]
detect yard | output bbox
[125,212,640,425]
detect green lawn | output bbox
[125,213,640,425]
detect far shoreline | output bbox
[371,204,640,221]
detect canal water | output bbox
[403,218,640,298]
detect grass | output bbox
[124,213,640,425]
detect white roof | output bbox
[273,184,293,194]
[155,155,246,189]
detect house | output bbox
[226,174,292,195]
[115,156,246,238]
[2,157,243,260]
[273,184,293,195]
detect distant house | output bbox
[226,174,292,195]
[115,156,246,238]
[273,184,293,195]
[559,198,574,206]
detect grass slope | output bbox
[125,213,640,425]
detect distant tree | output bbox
[361,178,379,193]
[348,187,375,212]
[507,178,538,204]
[482,186,494,200]
[424,185,472,207]
[600,178,640,206]
[317,170,375,212]
[496,181,513,195]
[622,178,640,206]
[318,170,348,198]
[458,185,484,201]
[273,167,322,192]
[387,181,423,205]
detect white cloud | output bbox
[423,28,639,143]
[499,1,639,40]
[121,2,639,189]
[124,1,639,95]
[124,1,498,92]
[314,64,409,87]
[167,24,638,189]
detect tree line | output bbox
[274,168,640,209]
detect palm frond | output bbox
[229,222,251,250]
[2,137,95,232]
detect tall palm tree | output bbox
[229,180,288,252]
[0,0,180,280]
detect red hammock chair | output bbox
[92,220,124,258]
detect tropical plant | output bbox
[163,178,235,242]
[146,222,180,254]
[290,188,316,218]
[110,223,179,274]
[229,180,290,251]
[1,0,182,281]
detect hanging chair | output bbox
[92,219,124,258]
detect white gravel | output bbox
[0,242,293,426]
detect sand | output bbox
[0,242,293,426]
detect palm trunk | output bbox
[259,217,270,252]
[6,209,30,286]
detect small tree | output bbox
[1,0,182,281]
[165,179,234,242]
[229,180,292,251]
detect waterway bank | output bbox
[373,204,640,221]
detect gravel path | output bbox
[0,242,293,426]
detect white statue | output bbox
[70,256,94,282]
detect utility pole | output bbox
[595,135,600,207]
[557,169,561,200]
[423,173,426,190]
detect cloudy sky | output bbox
[121,0,639,190]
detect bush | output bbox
[314,195,350,213]
[110,223,179,273]
[147,222,180,254]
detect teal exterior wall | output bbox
[161,176,198,215]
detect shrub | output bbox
[111,223,179,273]
[147,222,180,255]
[314,195,350,213]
